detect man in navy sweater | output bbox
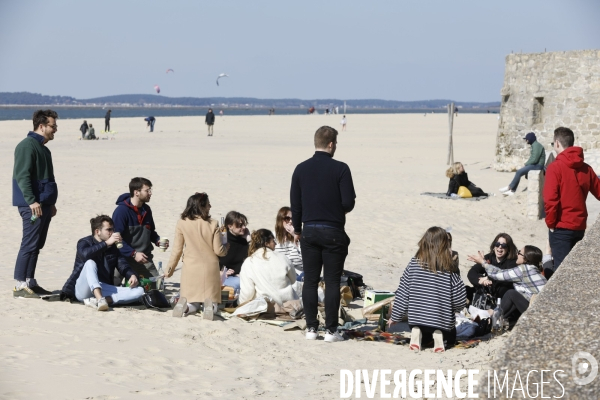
[290,126,356,342]
[112,177,168,284]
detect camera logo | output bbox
[572,352,598,386]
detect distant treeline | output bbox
[0,92,500,109]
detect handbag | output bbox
[341,270,365,299]
[457,186,472,198]
[141,289,171,309]
[471,285,496,310]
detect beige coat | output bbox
[166,218,228,303]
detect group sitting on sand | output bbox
[13,110,567,352]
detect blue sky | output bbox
[0,0,598,102]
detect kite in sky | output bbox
[216,73,229,86]
[166,69,174,73]
[154,85,160,94]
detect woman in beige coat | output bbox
[166,192,228,317]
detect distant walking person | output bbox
[340,115,347,131]
[104,109,112,132]
[80,120,89,139]
[543,127,600,270]
[291,126,356,342]
[12,109,59,298]
[205,108,215,136]
[499,132,545,196]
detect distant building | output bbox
[494,49,600,171]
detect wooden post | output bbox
[447,102,455,165]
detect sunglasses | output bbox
[283,216,292,222]
[494,242,508,249]
[517,250,527,260]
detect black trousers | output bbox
[549,228,584,270]
[300,225,349,332]
[105,120,110,131]
[409,325,457,348]
[501,289,530,320]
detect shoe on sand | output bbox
[503,191,515,196]
[97,297,109,311]
[324,330,345,342]
[30,285,52,295]
[409,327,421,352]
[305,327,318,340]
[13,286,40,299]
[203,298,214,320]
[84,298,98,308]
[433,330,445,353]
[172,297,188,318]
[499,186,510,193]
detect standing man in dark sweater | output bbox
[205,108,215,136]
[290,125,356,342]
[12,109,59,298]
[104,109,112,132]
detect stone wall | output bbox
[495,49,600,171]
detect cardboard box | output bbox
[364,290,394,313]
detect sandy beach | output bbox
[1,113,595,399]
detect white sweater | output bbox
[239,249,298,306]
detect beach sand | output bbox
[0,113,595,399]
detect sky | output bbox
[0,0,599,102]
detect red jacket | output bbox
[543,147,600,230]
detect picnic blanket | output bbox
[342,329,482,349]
[421,192,488,201]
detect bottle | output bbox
[220,217,228,245]
[30,215,38,224]
[115,232,123,249]
[491,298,504,334]
[156,261,165,292]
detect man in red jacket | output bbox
[543,127,600,271]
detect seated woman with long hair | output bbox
[446,162,487,197]
[476,245,546,324]
[238,229,298,306]
[219,211,250,291]
[274,206,303,277]
[466,233,518,305]
[388,227,466,353]
[166,192,229,318]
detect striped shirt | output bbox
[274,240,303,272]
[484,263,546,301]
[390,258,466,332]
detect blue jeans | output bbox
[14,205,53,281]
[75,260,144,304]
[223,275,240,290]
[549,228,585,270]
[301,225,350,332]
[509,164,543,191]
[150,120,155,132]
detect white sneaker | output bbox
[503,190,515,196]
[499,186,510,193]
[84,297,98,308]
[305,328,318,340]
[324,330,345,342]
[97,297,109,311]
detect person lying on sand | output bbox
[445,162,487,197]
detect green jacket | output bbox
[12,132,58,206]
[525,141,546,166]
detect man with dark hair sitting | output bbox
[61,215,143,311]
[112,177,168,283]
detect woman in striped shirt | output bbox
[274,207,303,277]
[388,227,467,352]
